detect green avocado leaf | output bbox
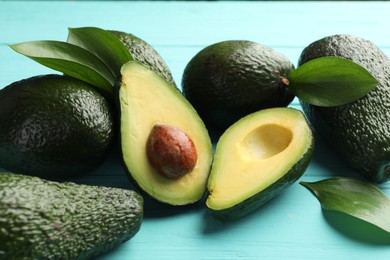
[10,40,115,97]
[287,57,378,107]
[300,177,390,233]
[67,27,133,78]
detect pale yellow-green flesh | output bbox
[119,61,212,205]
[206,108,312,210]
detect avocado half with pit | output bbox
[206,108,314,220]
[118,61,213,206]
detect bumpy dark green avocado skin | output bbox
[182,40,295,134]
[0,74,114,180]
[298,35,390,183]
[109,30,176,87]
[0,172,143,259]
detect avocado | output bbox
[109,30,177,87]
[0,172,143,259]
[298,34,390,183]
[206,108,314,220]
[0,74,114,180]
[182,40,295,135]
[118,61,213,205]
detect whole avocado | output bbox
[182,40,295,135]
[0,74,115,180]
[109,30,177,87]
[0,172,143,259]
[298,34,390,183]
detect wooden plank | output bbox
[2,1,390,47]
[0,1,389,260]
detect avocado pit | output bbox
[146,124,198,179]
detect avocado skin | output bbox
[109,30,176,87]
[0,74,114,180]
[298,35,390,183]
[182,40,295,134]
[0,172,143,259]
[210,141,314,221]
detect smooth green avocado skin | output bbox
[298,35,390,183]
[0,74,115,180]
[109,30,176,87]
[0,172,143,259]
[210,141,314,221]
[182,40,295,134]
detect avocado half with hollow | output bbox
[118,61,213,205]
[206,108,314,220]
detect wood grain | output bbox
[1,1,389,259]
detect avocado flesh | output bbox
[0,74,114,180]
[182,40,295,134]
[0,172,143,259]
[119,61,213,205]
[206,108,314,220]
[109,30,177,88]
[298,34,390,183]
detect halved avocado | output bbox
[206,108,314,220]
[118,61,213,205]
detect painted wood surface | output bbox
[1,1,389,259]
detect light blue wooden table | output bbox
[1,1,389,259]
